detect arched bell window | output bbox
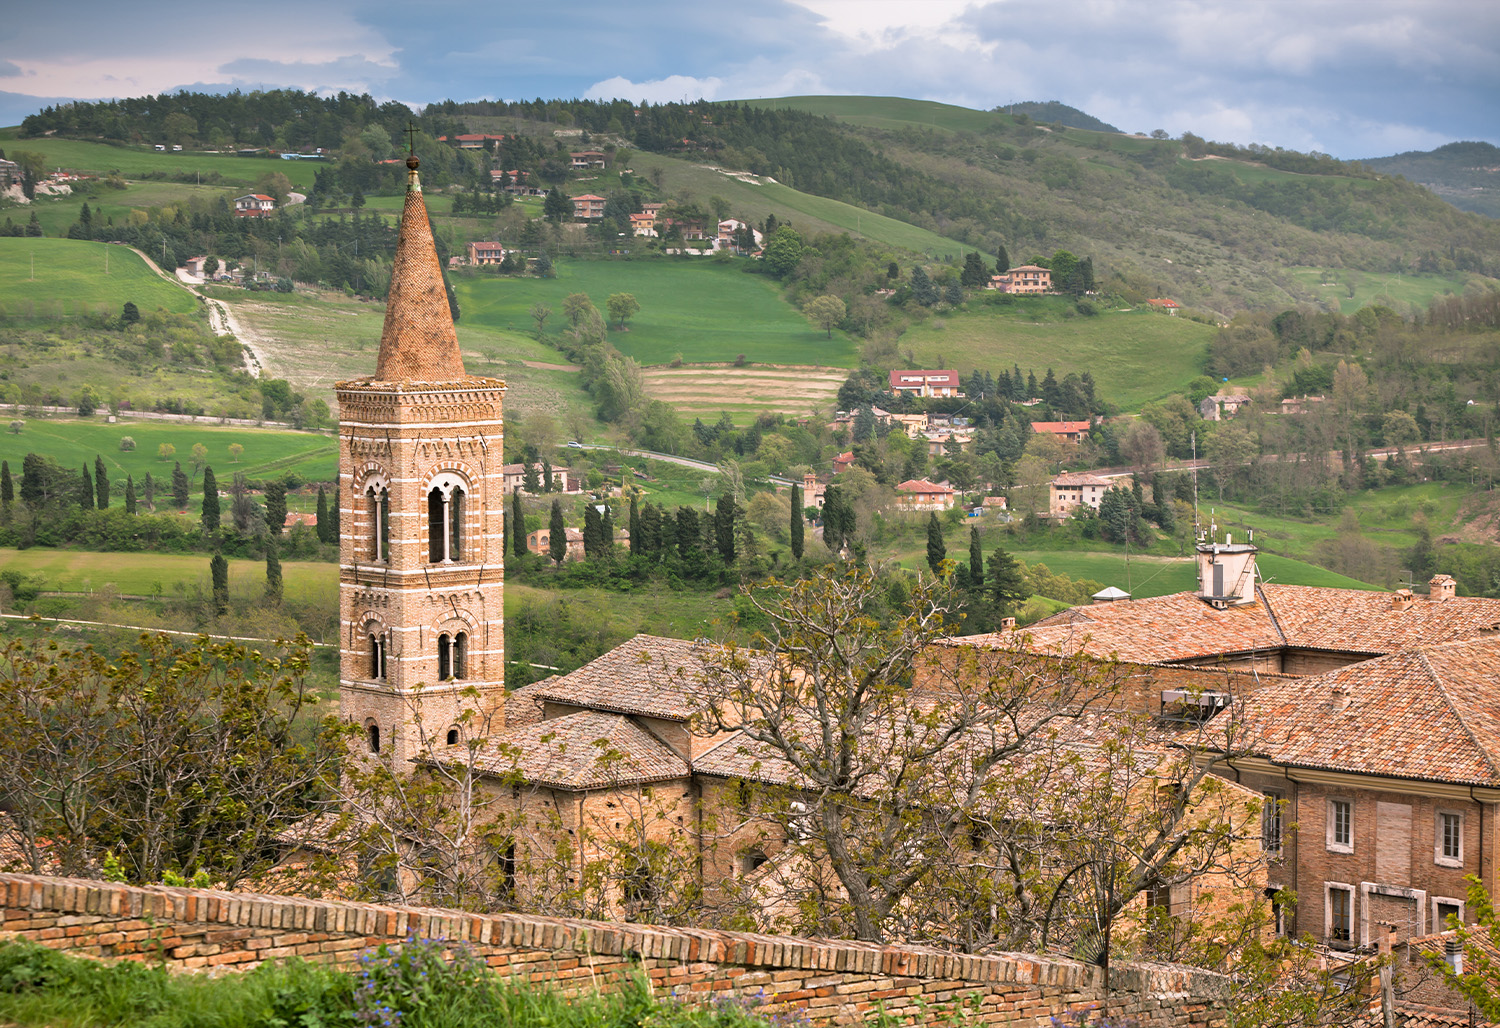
[363,478,390,562]
[368,631,387,680]
[426,474,468,563]
[437,631,468,681]
[366,722,381,754]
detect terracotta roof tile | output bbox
[1241,635,1500,785]
[527,634,748,722]
[1260,583,1500,653]
[473,709,688,790]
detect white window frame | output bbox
[1431,896,1465,930]
[1327,797,1354,854]
[1326,882,1355,948]
[1434,809,1464,868]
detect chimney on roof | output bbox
[1392,589,1414,612]
[1000,617,1017,630]
[1330,681,1354,713]
[1429,574,1456,602]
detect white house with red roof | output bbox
[888,370,963,398]
[233,194,276,218]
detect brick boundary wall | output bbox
[0,874,1229,1026]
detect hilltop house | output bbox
[1048,471,1111,517]
[895,479,957,511]
[571,194,606,220]
[888,370,963,398]
[988,265,1051,294]
[466,241,506,266]
[234,194,276,217]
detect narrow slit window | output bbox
[438,633,452,680]
[454,632,467,679]
[367,723,381,754]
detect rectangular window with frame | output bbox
[1261,792,1283,854]
[1328,885,1353,946]
[1328,798,1353,853]
[1436,810,1463,867]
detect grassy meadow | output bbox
[898,297,1215,409]
[0,238,197,317]
[0,131,322,190]
[456,259,856,366]
[0,418,337,493]
[1283,266,1480,313]
[0,547,336,605]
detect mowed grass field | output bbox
[0,238,198,317]
[0,419,337,492]
[1284,266,1477,313]
[456,259,856,366]
[0,131,321,190]
[639,364,845,420]
[899,298,1215,409]
[0,547,337,604]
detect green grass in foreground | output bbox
[0,937,778,1028]
[0,547,336,605]
[0,419,337,494]
[0,238,198,317]
[456,259,856,366]
[898,297,1215,410]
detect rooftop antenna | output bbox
[1191,430,1201,541]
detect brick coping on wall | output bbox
[0,873,1230,1026]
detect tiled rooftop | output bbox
[526,634,742,722]
[1240,634,1500,785]
[472,709,688,790]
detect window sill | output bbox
[1327,843,1354,855]
[1435,856,1463,869]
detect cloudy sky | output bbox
[1,0,1494,159]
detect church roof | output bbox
[472,709,689,789]
[373,155,467,383]
[527,634,748,722]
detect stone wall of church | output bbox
[0,873,1232,1027]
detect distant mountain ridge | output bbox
[995,101,1120,134]
[1358,141,1500,218]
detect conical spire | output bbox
[373,155,466,382]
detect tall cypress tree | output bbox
[512,489,528,556]
[628,494,640,553]
[986,546,1031,616]
[583,504,604,559]
[201,466,220,533]
[0,460,11,520]
[715,494,736,563]
[541,456,554,493]
[124,475,137,514]
[210,553,229,617]
[548,499,566,564]
[328,485,341,543]
[789,484,804,560]
[172,462,189,508]
[265,542,283,605]
[926,512,947,574]
[143,472,155,510]
[79,464,94,509]
[264,481,287,535]
[315,486,330,543]
[968,527,983,586]
[94,455,109,509]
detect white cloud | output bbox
[584,75,726,104]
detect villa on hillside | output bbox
[571,194,606,219]
[1031,420,1092,444]
[466,241,506,266]
[233,193,276,217]
[1048,471,1111,517]
[987,265,1052,294]
[888,370,963,398]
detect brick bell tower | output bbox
[336,153,506,768]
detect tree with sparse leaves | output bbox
[802,295,846,338]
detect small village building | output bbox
[895,479,957,511]
[501,463,570,495]
[466,241,506,266]
[1146,298,1180,315]
[569,151,606,169]
[234,194,276,217]
[1048,471,1111,517]
[571,194,606,219]
[1199,393,1251,421]
[888,370,963,398]
[1003,265,1052,294]
[1031,420,1092,444]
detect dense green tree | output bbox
[315,486,330,543]
[19,454,43,507]
[542,189,572,222]
[541,457,554,493]
[209,554,229,616]
[822,485,856,554]
[124,475,136,514]
[328,485,341,543]
[968,527,983,584]
[143,472,155,511]
[802,295,846,338]
[628,495,640,551]
[512,488,528,557]
[995,243,1010,273]
[960,252,990,288]
[78,464,93,510]
[715,494,737,563]
[263,481,287,536]
[201,466,219,533]
[986,546,1031,615]
[93,456,108,509]
[121,302,140,326]
[583,503,605,559]
[523,462,540,493]
[789,483,804,560]
[0,460,10,519]
[926,513,947,575]
[548,499,566,564]
[606,292,640,330]
[763,226,804,278]
[265,543,283,605]
[171,462,189,508]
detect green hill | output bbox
[0,238,197,317]
[1357,141,1500,219]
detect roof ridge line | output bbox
[1419,645,1500,783]
[1256,583,1290,648]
